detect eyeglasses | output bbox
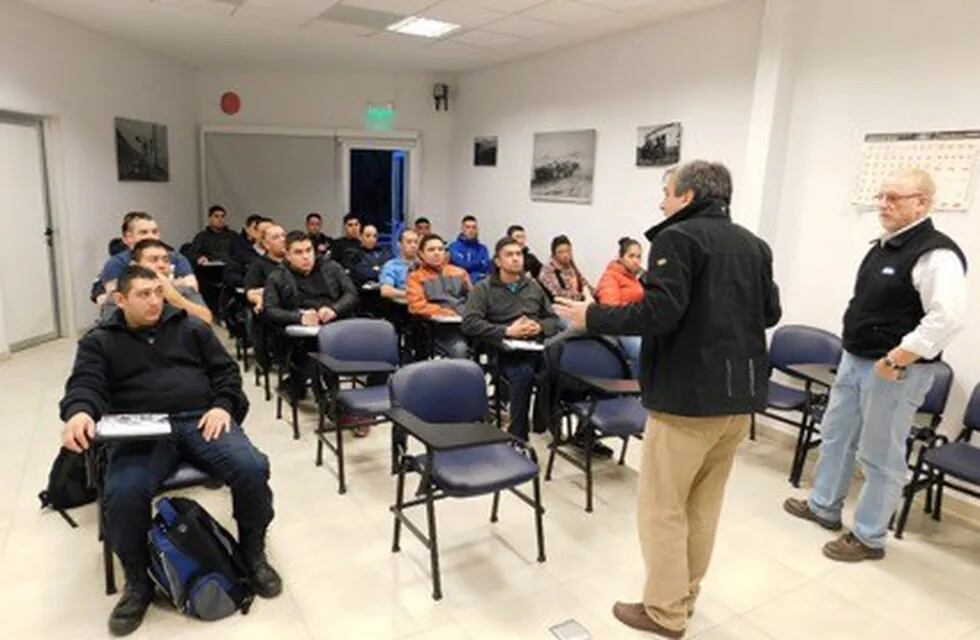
[874,191,923,205]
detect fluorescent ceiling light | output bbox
[387,16,460,38]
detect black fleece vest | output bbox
[842,218,966,360]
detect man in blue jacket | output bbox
[448,215,491,283]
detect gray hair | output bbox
[670,160,733,204]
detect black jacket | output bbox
[262,259,358,326]
[59,306,248,424]
[587,198,781,416]
[223,231,263,288]
[188,227,239,263]
[523,247,543,279]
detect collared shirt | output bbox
[882,217,967,359]
[99,249,193,284]
[379,256,413,290]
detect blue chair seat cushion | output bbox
[337,385,391,416]
[419,443,539,497]
[161,463,214,491]
[571,397,646,437]
[924,442,980,485]
[767,381,807,411]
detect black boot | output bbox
[240,531,282,599]
[108,567,154,637]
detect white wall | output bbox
[0,0,198,338]
[446,0,764,282]
[771,0,980,434]
[195,70,454,237]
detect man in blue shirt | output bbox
[448,214,491,283]
[379,228,419,301]
[95,212,196,303]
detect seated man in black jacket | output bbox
[59,265,281,637]
[263,231,358,399]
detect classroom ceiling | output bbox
[19,0,738,73]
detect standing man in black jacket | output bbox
[59,266,280,637]
[555,161,781,638]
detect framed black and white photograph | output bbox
[115,117,169,182]
[474,136,498,166]
[530,129,596,204]
[636,122,681,167]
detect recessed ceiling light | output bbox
[386,16,460,39]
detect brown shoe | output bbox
[612,602,685,638]
[822,532,885,562]
[783,498,843,531]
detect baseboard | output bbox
[751,416,980,526]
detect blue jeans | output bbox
[498,352,540,441]
[103,414,274,574]
[807,352,934,548]
[619,336,642,378]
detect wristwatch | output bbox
[883,356,906,370]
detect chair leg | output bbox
[618,437,629,466]
[924,484,934,514]
[933,473,945,521]
[490,491,501,523]
[544,433,558,481]
[532,475,546,563]
[750,413,757,441]
[103,537,117,595]
[392,462,406,553]
[254,363,261,388]
[336,414,347,495]
[242,342,250,372]
[895,451,927,539]
[584,426,594,513]
[424,472,442,601]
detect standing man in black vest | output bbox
[785,168,967,562]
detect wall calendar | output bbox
[852,129,980,211]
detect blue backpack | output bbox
[148,496,254,620]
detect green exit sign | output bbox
[365,102,396,131]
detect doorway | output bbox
[0,113,60,352]
[349,148,407,245]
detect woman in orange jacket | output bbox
[596,237,644,376]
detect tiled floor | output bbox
[2,337,979,639]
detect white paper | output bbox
[97,413,171,439]
[502,339,545,351]
[430,315,462,324]
[286,324,321,337]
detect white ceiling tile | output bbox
[457,0,548,13]
[341,0,433,14]
[482,14,557,37]
[420,2,506,28]
[231,4,325,25]
[522,0,613,25]
[449,29,523,48]
[156,0,236,16]
[305,19,379,36]
[578,0,661,9]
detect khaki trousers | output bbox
[637,411,750,632]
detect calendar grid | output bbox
[852,129,980,211]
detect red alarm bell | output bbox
[220,91,241,116]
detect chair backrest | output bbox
[964,383,980,433]
[318,318,399,365]
[389,359,488,423]
[769,324,842,369]
[918,361,954,417]
[558,336,629,380]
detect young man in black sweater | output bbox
[60,266,281,637]
[262,231,359,400]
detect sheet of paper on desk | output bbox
[286,325,321,337]
[430,315,462,324]
[502,339,545,351]
[97,414,172,439]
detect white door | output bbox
[0,118,58,350]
